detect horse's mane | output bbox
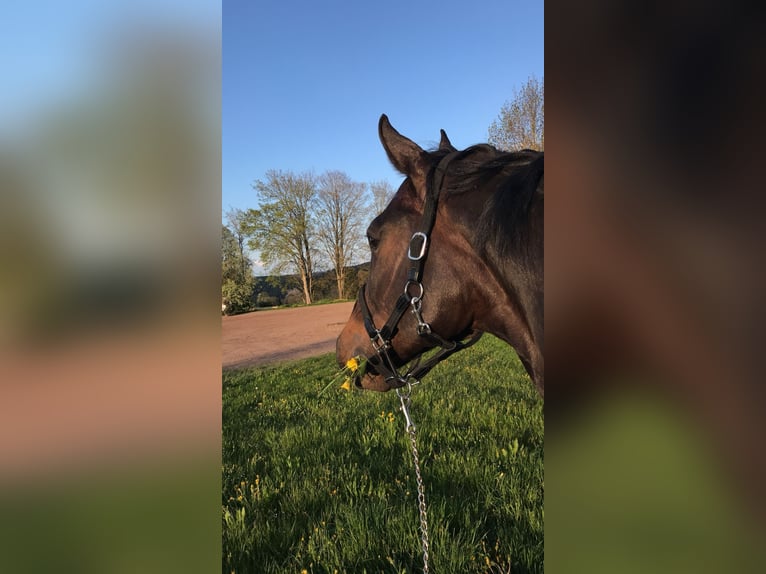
[437,144,544,262]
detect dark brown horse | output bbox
[336,115,543,393]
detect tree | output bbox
[370,180,395,215]
[315,171,369,299]
[221,225,255,314]
[225,208,250,280]
[488,75,544,151]
[246,170,317,304]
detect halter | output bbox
[358,151,484,389]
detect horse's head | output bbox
[337,115,543,392]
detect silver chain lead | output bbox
[397,386,431,573]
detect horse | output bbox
[336,115,543,394]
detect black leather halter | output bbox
[358,151,483,389]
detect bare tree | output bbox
[246,170,317,304]
[315,171,369,299]
[370,180,395,215]
[488,75,544,151]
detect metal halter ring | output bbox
[404,280,424,301]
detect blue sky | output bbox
[1,1,219,132]
[223,0,544,217]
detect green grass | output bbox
[222,335,543,573]
[545,391,766,574]
[0,459,219,574]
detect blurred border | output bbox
[0,2,221,572]
[7,1,766,572]
[546,1,766,572]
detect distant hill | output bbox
[251,262,370,308]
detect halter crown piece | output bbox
[358,151,484,389]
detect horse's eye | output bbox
[367,234,379,251]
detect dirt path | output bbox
[222,302,355,369]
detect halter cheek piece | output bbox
[358,151,484,389]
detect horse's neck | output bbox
[477,258,544,392]
[495,280,543,352]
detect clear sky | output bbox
[223,0,544,218]
[1,1,219,131]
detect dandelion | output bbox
[319,355,367,395]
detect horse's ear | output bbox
[439,129,457,152]
[379,114,427,177]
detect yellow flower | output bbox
[319,355,365,396]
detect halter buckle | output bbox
[370,331,389,352]
[408,232,428,261]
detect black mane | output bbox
[439,144,543,262]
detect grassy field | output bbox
[222,335,543,573]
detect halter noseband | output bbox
[358,151,483,389]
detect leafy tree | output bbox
[315,171,369,299]
[488,75,544,151]
[225,208,250,280]
[247,170,317,304]
[221,225,255,314]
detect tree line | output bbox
[222,75,543,315]
[222,171,394,314]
